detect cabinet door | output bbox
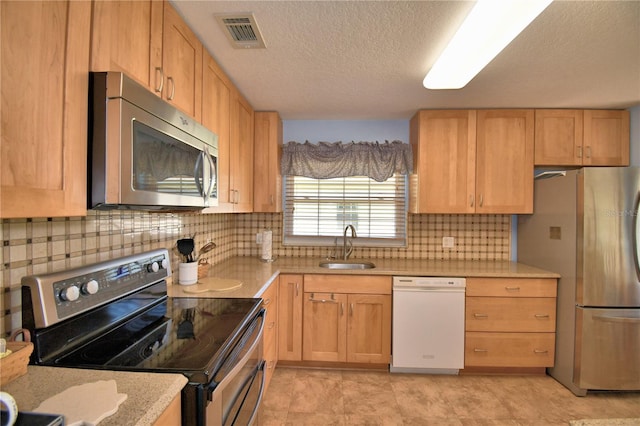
[583,110,630,166]
[90,0,163,92]
[303,292,348,362]
[534,110,583,166]
[1,1,90,218]
[261,278,278,391]
[253,112,283,212]
[201,53,233,213]
[346,294,391,364]
[278,274,303,361]
[476,110,534,214]
[409,110,477,214]
[229,91,254,212]
[162,2,202,120]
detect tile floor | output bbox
[261,367,640,425]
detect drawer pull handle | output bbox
[263,298,271,306]
[534,349,549,354]
[473,313,489,319]
[473,348,488,352]
[534,314,550,319]
[309,293,337,303]
[505,286,521,292]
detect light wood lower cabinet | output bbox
[465,332,555,368]
[464,278,557,369]
[277,274,303,361]
[302,275,391,365]
[261,278,278,392]
[153,393,181,425]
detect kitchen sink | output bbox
[318,260,376,270]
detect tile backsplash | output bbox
[1,211,510,336]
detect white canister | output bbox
[178,262,198,285]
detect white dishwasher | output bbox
[391,276,466,374]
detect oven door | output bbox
[207,309,266,425]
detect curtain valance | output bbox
[280,140,412,182]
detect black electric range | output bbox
[21,249,265,425]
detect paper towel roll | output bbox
[261,230,272,261]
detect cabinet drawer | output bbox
[465,332,555,367]
[466,278,557,297]
[466,297,556,332]
[304,275,391,294]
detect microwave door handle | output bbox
[203,145,215,203]
[194,152,204,197]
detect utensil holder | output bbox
[178,262,198,285]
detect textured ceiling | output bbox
[171,0,640,120]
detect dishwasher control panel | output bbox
[392,276,466,289]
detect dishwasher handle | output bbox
[393,286,466,293]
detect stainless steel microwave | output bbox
[89,71,218,211]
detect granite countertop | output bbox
[3,366,187,426]
[169,256,559,299]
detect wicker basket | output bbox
[197,262,210,280]
[0,341,33,385]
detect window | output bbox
[283,174,407,247]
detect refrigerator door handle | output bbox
[633,193,640,282]
[592,314,640,324]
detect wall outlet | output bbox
[256,232,263,244]
[442,236,455,248]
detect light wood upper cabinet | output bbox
[583,110,630,166]
[90,0,163,91]
[410,109,534,214]
[161,1,202,121]
[278,274,303,361]
[476,109,534,214]
[201,53,233,213]
[254,112,283,213]
[410,110,476,213]
[229,91,254,212]
[534,109,583,166]
[535,109,629,166]
[1,1,91,218]
[91,1,202,121]
[201,53,255,213]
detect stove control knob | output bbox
[160,258,169,270]
[60,286,80,302]
[147,262,160,273]
[82,279,99,295]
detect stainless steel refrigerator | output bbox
[518,167,640,396]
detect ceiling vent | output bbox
[215,13,266,49]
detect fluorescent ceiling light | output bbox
[423,0,553,90]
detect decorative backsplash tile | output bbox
[1,211,510,336]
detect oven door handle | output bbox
[246,359,266,425]
[208,309,265,400]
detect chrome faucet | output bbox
[343,225,357,260]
